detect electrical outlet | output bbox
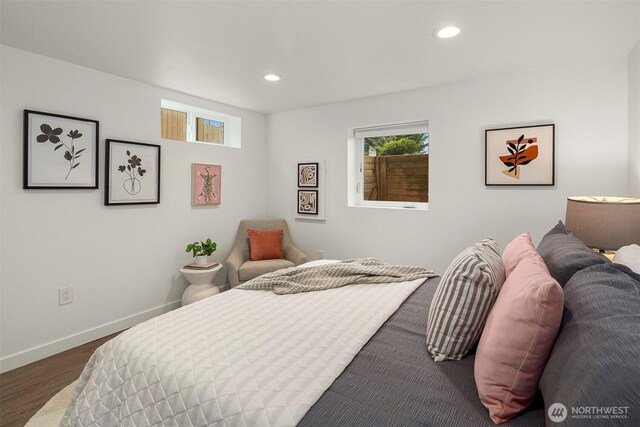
[59,287,73,305]
[317,249,325,260]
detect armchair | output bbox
[226,219,307,287]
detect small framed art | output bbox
[485,124,555,186]
[23,110,99,189]
[192,163,221,206]
[105,139,161,205]
[297,189,318,215]
[298,162,319,188]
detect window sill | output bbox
[161,138,241,149]
[349,203,429,211]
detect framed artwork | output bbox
[297,189,318,215]
[485,124,555,186]
[105,139,161,205]
[192,163,221,206]
[298,162,319,188]
[23,110,99,189]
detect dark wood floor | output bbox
[0,332,121,427]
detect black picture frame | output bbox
[24,110,99,189]
[298,162,319,188]
[485,123,555,186]
[105,139,161,206]
[297,189,318,215]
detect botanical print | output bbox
[298,163,318,187]
[105,139,160,205]
[36,125,86,180]
[298,190,318,215]
[193,164,221,206]
[24,110,98,189]
[485,124,554,186]
[499,134,538,179]
[117,150,146,195]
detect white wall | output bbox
[267,58,628,274]
[0,47,631,372]
[629,40,640,197]
[0,46,268,371]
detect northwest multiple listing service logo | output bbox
[548,403,630,423]
[548,403,568,422]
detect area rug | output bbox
[25,380,76,427]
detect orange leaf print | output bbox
[499,145,538,166]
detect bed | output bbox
[61,260,435,426]
[61,229,640,426]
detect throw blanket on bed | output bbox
[61,275,427,427]
[237,258,437,294]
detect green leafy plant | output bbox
[377,137,424,156]
[364,133,428,155]
[185,238,217,257]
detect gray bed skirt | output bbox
[298,278,546,426]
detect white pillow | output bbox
[613,244,640,274]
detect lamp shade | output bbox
[565,196,640,251]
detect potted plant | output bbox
[185,238,217,265]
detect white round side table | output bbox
[180,263,223,306]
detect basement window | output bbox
[160,99,241,148]
[348,121,429,210]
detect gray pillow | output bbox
[426,238,505,361]
[539,263,640,426]
[536,221,609,286]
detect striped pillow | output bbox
[426,238,505,361]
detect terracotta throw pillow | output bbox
[503,232,537,278]
[248,229,284,261]
[474,252,563,424]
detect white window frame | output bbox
[160,99,241,148]
[348,121,429,210]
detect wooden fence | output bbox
[161,108,187,141]
[196,118,224,144]
[364,154,428,202]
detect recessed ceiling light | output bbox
[434,26,461,39]
[263,73,281,82]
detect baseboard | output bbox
[0,299,181,373]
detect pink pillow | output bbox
[502,232,537,278]
[474,253,563,424]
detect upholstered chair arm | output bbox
[226,246,246,287]
[284,244,307,266]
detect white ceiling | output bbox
[1,0,639,114]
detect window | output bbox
[196,118,224,144]
[160,99,241,148]
[349,121,429,210]
[161,108,187,141]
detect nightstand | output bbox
[180,263,223,306]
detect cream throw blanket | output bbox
[237,258,437,294]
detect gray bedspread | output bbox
[298,278,546,426]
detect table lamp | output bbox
[565,196,640,254]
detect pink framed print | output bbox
[192,163,221,206]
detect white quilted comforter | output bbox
[61,277,425,426]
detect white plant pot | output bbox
[195,255,208,266]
